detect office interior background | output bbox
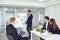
[0,0,60,40]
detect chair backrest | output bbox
[6,35,14,40]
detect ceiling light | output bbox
[37,0,45,1]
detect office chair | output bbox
[6,35,14,40]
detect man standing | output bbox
[26,10,33,39]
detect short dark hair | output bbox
[44,16,49,20]
[28,10,31,12]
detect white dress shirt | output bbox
[10,23,15,27]
[27,14,30,18]
[46,22,49,29]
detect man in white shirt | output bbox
[42,16,51,30]
[41,16,52,40]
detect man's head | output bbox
[44,16,49,23]
[28,10,32,14]
[10,17,15,24]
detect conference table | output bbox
[31,30,60,40]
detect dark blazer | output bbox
[26,14,33,27]
[50,25,60,34]
[42,22,52,32]
[6,24,22,40]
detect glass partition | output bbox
[0,6,5,27]
[0,6,45,28]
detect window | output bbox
[38,14,44,25]
[15,12,27,28]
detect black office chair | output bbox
[6,35,14,40]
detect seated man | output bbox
[41,16,52,40]
[6,17,22,40]
[42,16,52,32]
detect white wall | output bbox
[0,12,1,26]
[45,3,60,28]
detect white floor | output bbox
[0,33,8,40]
[0,33,40,40]
[0,27,40,40]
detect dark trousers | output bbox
[40,37,45,40]
[27,24,32,39]
[22,37,29,40]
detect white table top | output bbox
[31,30,60,40]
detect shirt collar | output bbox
[10,23,14,26]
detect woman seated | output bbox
[50,18,60,34]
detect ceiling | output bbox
[0,0,59,12]
[0,0,59,8]
[18,0,56,2]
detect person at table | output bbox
[40,16,52,40]
[42,16,52,32]
[50,18,60,34]
[26,10,33,39]
[6,17,22,40]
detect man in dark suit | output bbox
[41,16,52,40]
[26,10,33,39]
[6,17,22,40]
[42,16,52,32]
